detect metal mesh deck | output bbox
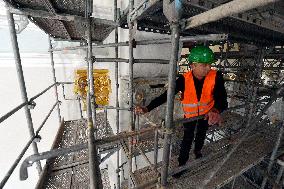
[36,113,113,189]
[9,0,116,41]
[129,121,280,189]
[120,0,284,45]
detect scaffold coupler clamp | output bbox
[164,127,174,135]
[28,100,36,109]
[87,120,94,129]
[34,135,41,143]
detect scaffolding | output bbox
[1,0,284,189]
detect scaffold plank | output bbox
[129,123,280,189]
[36,112,113,189]
[120,0,284,45]
[7,0,116,41]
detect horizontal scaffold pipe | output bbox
[30,83,58,101]
[18,102,252,181]
[8,6,77,22]
[213,66,284,71]
[96,105,130,111]
[7,5,118,29]
[0,82,57,125]
[19,126,159,180]
[178,64,284,71]
[184,0,279,30]
[50,34,227,52]
[93,58,169,64]
[174,103,248,125]
[214,51,284,59]
[0,102,27,124]
[58,81,74,85]
[0,101,59,187]
[179,64,284,73]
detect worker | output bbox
[135,45,228,178]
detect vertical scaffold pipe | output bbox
[128,0,135,188]
[86,17,103,189]
[260,97,284,189]
[160,23,180,187]
[6,10,42,174]
[114,0,121,188]
[48,36,61,124]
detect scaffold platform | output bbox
[36,113,114,189]
[120,0,284,45]
[6,0,117,41]
[128,122,281,189]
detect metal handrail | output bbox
[0,82,57,124]
[19,125,159,180]
[0,102,27,124]
[30,83,57,101]
[0,101,59,188]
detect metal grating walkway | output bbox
[36,113,113,189]
[6,0,116,41]
[120,0,284,45]
[129,121,281,189]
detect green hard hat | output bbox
[187,46,215,64]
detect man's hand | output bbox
[134,106,148,115]
[204,108,222,126]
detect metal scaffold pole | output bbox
[160,23,181,187]
[48,36,61,124]
[87,18,103,189]
[261,97,284,188]
[184,0,279,30]
[244,49,264,129]
[6,10,42,174]
[114,0,121,188]
[128,0,135,188]
[85,0,102,188]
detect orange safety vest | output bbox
[181,70,217,118]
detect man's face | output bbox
[190,63,211,79]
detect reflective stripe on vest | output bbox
[182,99,214,108]
[181,70,217,118]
